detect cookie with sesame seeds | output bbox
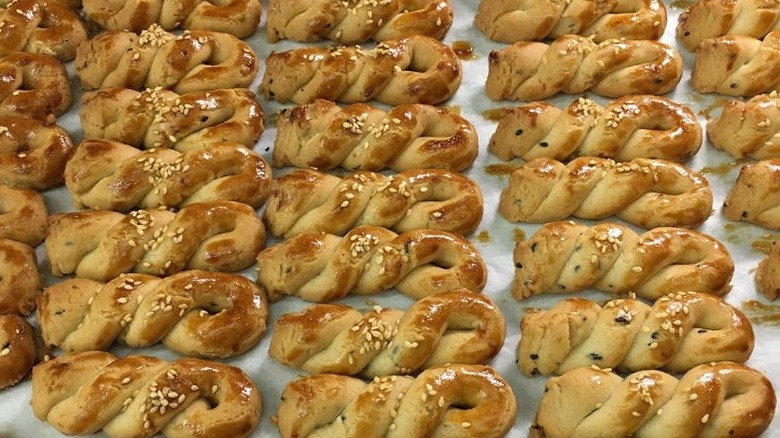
[708,92,780,159]
[0,314,36,389]
[677,0,780,52]
[0,238,41,315]
[0,184,47,246]
[0,0,87,61]
[0,116,73,190]
[0,52,71,119]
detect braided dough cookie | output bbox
[0,238,41,315]
[81,87,264,152]
[278,364,517,438]
[0,52,71,119]
[260,36,462,105]
[38,271,268,358]
[32,351,262,438]
[486,35,682,101]
[0,0,86,61]
[65,140,272,211]
[0,314,36,388]
[83,0,261,39]
[677,0,780,52]
[267,0,452,44]
[257,225,487,302]
[46,200,265,281]
[513,221,734,300]
[0,116,73,189]
[708,91,780,159]
[519,291,754,376]
[488,95,702,163]
[0,184,47,246]
[499,157,713,229]
[530,362,776,438]
[265,168,483,238]
[76,25,258,93]
[723,159,780,229]
[476,0,666,43]
[270,289,504,377]
[274,99,477,172]
[756,238,780,300]
[692,30,780,96]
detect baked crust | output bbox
[0,52,71,119]
[0,0,87,61]
[0,314,36,389]
[0,116,72,189]
[0,238,42,315]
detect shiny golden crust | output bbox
[65,140,272,211]
[0,314,36,389]
[707,92,780,159]
[264,168,483,238]
[519,292,754,376]
[756,238,780,300]
[83,0,261,38]
[0,184,47,246]
[0,52,71,119]
[76,25,258,93]
[80,87,264,152]
[270,289,504,377]
[37,271,268,358]
[677,0,780,52]
[267,0,452,43]
[0,0,86,61]
[260,35,462,105]
[46,200,265,281]
[278,364,517,438]
[476,0,666,43]
[256,225,487,302]
[32,351,262,438]
[274,99,477,172]
[499,157,713,229]
[513,221,734,300]
[723,159,780,229]
[0,238,41,315]
[486,36,682,101]
[0,116,73,189]
[693,30,780,96]
[531,362,776,438]
[489,95,702,162]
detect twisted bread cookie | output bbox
[677,0,780,52]
[513,221,734,300]
[723,159,780,229]
[37,271,268,358]
[0,314,36,388]
[692,30,780,96]
[756,238,780,300]
[65,140,272,211]
[476,0,666,43]
[81,87,264,152]
[32,351,261,438]
[260,35,462,105]
[0,238,41,315]
[265,168,482,238]
[274,99,477,172]
[278,364,517,438]
[499,157,713,229]
[519,291,754,376]
[708,91,780,159]
[0,0,86,61]
[46,200,265,281]
[0,184,47,246]
[0,116,72,189]
[0,52,70,119]
[270,289,504,377]
[83,0,261,38]
[486,35,682,101]
[488,96,702,162]
[257,225,487,302]
[267,0,452,44]
[76,25,258,93]
[530,362,776,438]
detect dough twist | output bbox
[267,0,452,44]
[0,116,73,189]
[264,168,483,238]
[476,0,666,43]
[270,289,504,377]
[519,291,754,376]
[0,238,41,315]
[76,25,258,93]
[499,157,713,229]
[83,0,261,38]
[0,184,47,246]
[531,362,776,438]
[46,200,266,281]
[0,314,36,388]
[274,99,477,172]
[513,221,734,300]
[756,237,780,300]
[677,0,780,52]
[80,87,264,152]
[257,225,487,302]
[37,271,268,358]
[0,0,87,61]
[723,159,780,229]
[486,35,682,101]
[0,52,71,119]
[488,95,702,162]
[708,92,780,159]
[278,364,517,438]
[65,140,272,211]
[260,35,462,105]
[32,351,261,438]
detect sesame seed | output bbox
[461,422,471,428]
[632,411,641,417]
[701,414,709,423]
[212,385,219,394]
[0,348,9,356]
